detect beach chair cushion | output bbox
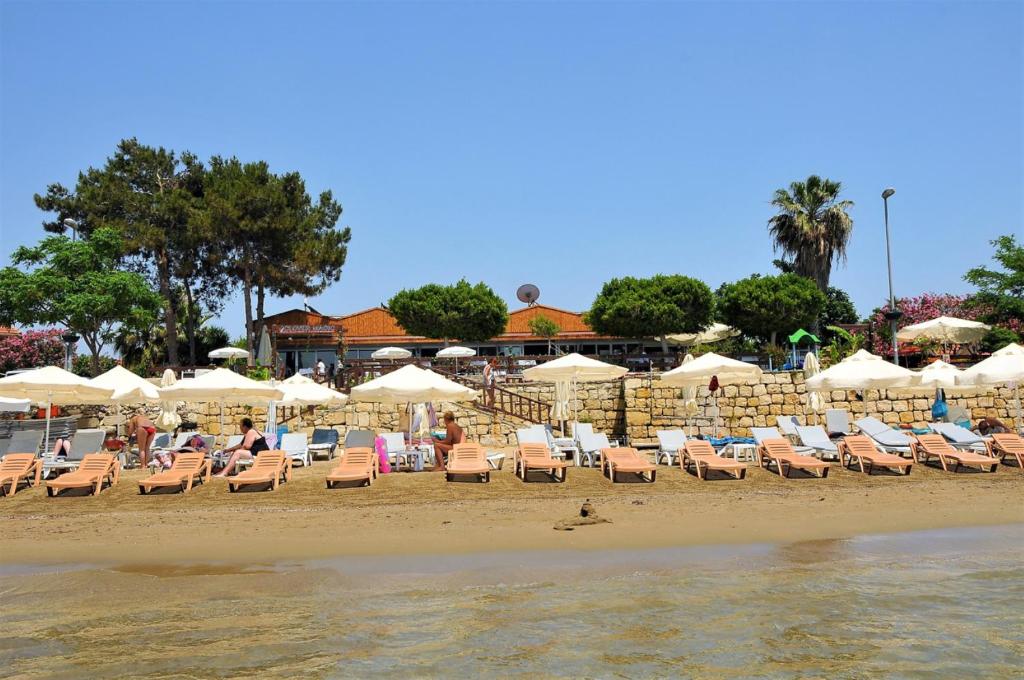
[838,436,913,474]
[0,453,42,495]
[139,452,211,493]
[446,443,489,480]
[227,451,291,491]
[45,453,119,495]
[326,447,376,486]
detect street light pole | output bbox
[881,188,901,365]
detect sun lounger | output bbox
[515,442,569,482]
[344,429,376,450]
[911,434,998,473]
[826,409,852,437]
[680,440,746,480]
[837,435,913,475]
[445,442,490,482]
[326,447,377,487]
[854,417,914,455]
[227,451,292,492]
[45,453,119,496]
[796,425,840,459]
[578,432,612,468]
[1,430,43,458]
[776,416,801,439]
[0,454,42,496]
[756,439,830,479]
[986,433,1024,468]
[601,447,657,483]
[309,428,340,460]
[751,427,817,456]
[655,430,687,466]
[280,432,311,467]
[42,428,106,477]
[139,452,211,494]
[929,422,989,452]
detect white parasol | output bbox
[803,352,825,423]
[371,347,412,361]
[156,369,183,431]
[208,347,250,361]
[523,353,628,425]
[0,366,114,450]
[661,352,762,437]
[958,343,1024,432]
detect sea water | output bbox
[1,525,1022,678]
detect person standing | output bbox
[125,414,157,468]
[316,358,327,383]
[483,357,499,406]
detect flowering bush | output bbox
[868,293,1015,357]
[0,329,66,373]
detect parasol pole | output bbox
[45,389,53,455]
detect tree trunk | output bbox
[242,264,255,366]
[255,276,266,362]
[183,281,198,365]
[660,337,669,353]
[157,249,179,366]
[82,334,101,377]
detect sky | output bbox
[1,0,1021,342]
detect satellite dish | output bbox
[516,284,540,306]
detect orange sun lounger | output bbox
[601,447,657,483]
[326,447,377,488]
[445,443,490,482]
[515,442,570,482]
[756,439,830,479]
[139,452,211,494]
[911,434,998,473]
[227,451,292,492]
[838,435,913,475]
[45,453,119,497]
[1,453,42,496]
[986,433,1024,468]
[681,440,747,480]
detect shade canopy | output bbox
[85,365,160,403]
[0,396,31,412]
[436,346,477,359]
[664,323,740,347]
[256,325,273,366]
[0,366,114,404]
[158,367,284,403]
[208,347,249,360]
[277,374,349,407]
[349,364,479,404]
[660,352,762,387]
[957,343,1024,387]
[371,347,413,360]
[896,316,990,344]
[522,353,628,383]
[805,349,920,390]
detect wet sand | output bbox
[3,451,1021,566]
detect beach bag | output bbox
[931,389,948,421]
[375,436,391,474]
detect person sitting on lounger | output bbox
[215,418,269,477]
[125,414,157,467]
[431,411,464,471]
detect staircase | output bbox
[433,368,549,425]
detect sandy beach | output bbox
[3,451,1021,566]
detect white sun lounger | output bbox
[854,417,913,455]
[826,409,852,437]
[929,422,989,452]
[280,432,311,467]
[751,427,816,456]
[796,425,839,459]
[655,430,687,465]
[578,432,612,468]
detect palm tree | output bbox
[767,175,854,292]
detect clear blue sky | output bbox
[2,1,1021,340]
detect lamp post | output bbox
[881,188,901,365]
[62,218,78,241]
[61,331,80,372]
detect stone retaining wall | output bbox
[75,371,1020,444]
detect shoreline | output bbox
[2,461,1021,567]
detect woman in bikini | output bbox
[215,417,270,477]
[125,414,157,467]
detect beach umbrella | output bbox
[805,349,921,391]
[663,323,740,347]
[662,352,763,437]
[896,316,990,344]
[256,325,273,367]
[803,352,825,423]
[678,354,700,434]
[278,374,349,407]
[208,346,249,361]
[958,343,1024,432]
[350,364,478,443]
[551,379,571,425]
[523,353,628,423]
[371,347,412,361]
[0,366,114,450]
[437,346,476,374]
[85,365,162,437]
[156,369,183,432]
[160,368,284,441]
[0,396,31,412]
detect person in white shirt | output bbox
[316,359,326,382]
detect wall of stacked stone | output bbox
[74,371,1019,445]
